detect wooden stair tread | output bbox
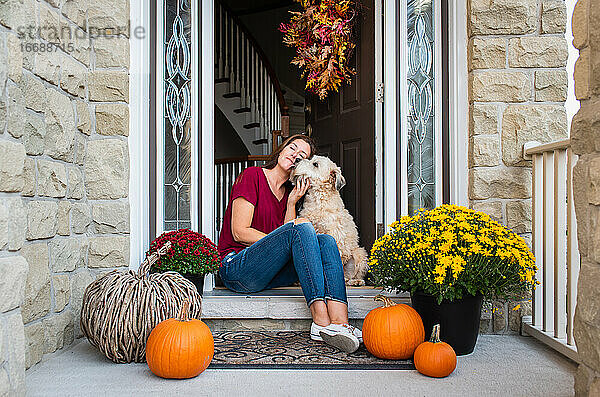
[234,107,251,114]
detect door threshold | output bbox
[204,286,405,298]
[201,288,410,320]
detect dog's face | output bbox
[290,155,346,191]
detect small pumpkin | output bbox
[414,324,457,378]
[363,295,425,360]
[146,299,214,379]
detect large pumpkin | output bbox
[146,300,214,379]
[80,241,203,363]
[363,295,425,360]
[414,324,457,378]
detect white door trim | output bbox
[129,0,151,269]
[434,0,444,206]
[381,0,469,229]
[201,0,216,291]
[155,0,165,237]
[383,0,399,230]
[374,0,384,234]
[191,0,201,233]
[448,0,469,207]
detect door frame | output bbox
[134,0,469,275]
[130,0,151,269]
[446,0,469,208]
[380,0,469,233]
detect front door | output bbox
[309,0,375,249]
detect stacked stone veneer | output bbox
[0,0,130,392]
[468,0,569,333]
[571,1,600,395]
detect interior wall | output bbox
[239,6,306,97]
[214,106,250,159]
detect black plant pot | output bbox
[410,291,483,356]
[183,273,205,295]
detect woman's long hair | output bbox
[233,134,317,187]
[262,134,317,169]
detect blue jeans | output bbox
[219,221,348,307]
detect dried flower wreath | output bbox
[279,0,358,100]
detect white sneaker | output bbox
[345,323,363,344]
[310,322,327,341]
[319,323,360,353]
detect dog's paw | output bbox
[346,279,366,286]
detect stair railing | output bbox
[521,139,580,363]
[215,1,289,149]
[214,155,270,242]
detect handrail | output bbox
[215,155,270,165]
[217,0,289,118]
[525,139,571,156]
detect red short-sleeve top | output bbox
[217,167,290,260]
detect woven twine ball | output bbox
[80,241,203,363]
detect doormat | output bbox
[208,331,414,370]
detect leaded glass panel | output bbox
[164,0,192,231]
[407,0,435,215]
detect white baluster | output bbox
[229,18,235,93]
[532,152,543,328]
[245,38,251,108]
[218,6,223,79]
[260,62,267,139]
[270,86,274,149]
[235,26,241,94]
[543,151,555,334]
[240,36,246,108]
[255,53,260,141]
[223,11,229,83]
[225,163,231,207]
[252,49,257,122]
[553,149,567,340]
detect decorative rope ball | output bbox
[80,242,203,363]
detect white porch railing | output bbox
[521,139,580,363]
[214,156,268,243]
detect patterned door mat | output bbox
[209,331,414,370]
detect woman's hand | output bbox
[288,176,310,206]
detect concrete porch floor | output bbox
[26,335,576,397]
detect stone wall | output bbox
[468,0,569,333]
[0,0,131,391]
[571,1,600,395]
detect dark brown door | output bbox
[309,0,375,250]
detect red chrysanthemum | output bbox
[146,229,221,276]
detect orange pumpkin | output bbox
[414,324,457,378]
[146,300,214,379]
[363,295,425,360]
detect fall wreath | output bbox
[279,0,358,100]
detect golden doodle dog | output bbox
[290,155,368,286]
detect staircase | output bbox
[212,2,308,242]
[215,2,290,155]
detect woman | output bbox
[217,134,362,353]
